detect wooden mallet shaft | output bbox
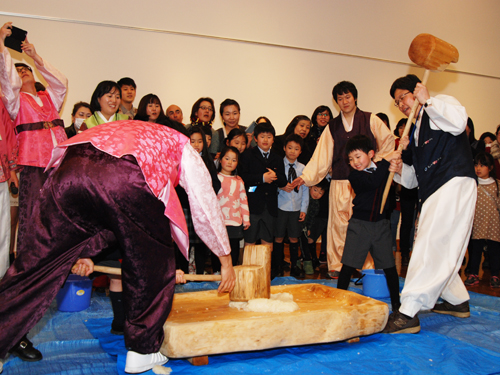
[379,34,459,214]
[92,244,272,301]
[93,265,222,281]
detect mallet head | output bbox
[408,33,459,72]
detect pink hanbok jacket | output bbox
[47,120,231,259]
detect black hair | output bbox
[219,98,240,117]
[14,63,32,72]
[201,125,213,140]
[311,105,333,127]
[90,81,121,113]
[217,146,240,176]
[34,82,46,92]
[284,133,304,150]
[190,97,216,124]
[390,74,421,99]
[117,77,136,89]
[283,115,311,142]
[474,152,498,196]
[225,128,247,147]
[467,117,477,143]
[256,116,271,124]
[135,94,168,123]
[480,132,496,143]
[332,81,358,103]
[71,101,91,116]
[254,121,275,138]
[345,134,374,155]
[376,112,390,129]
[189,126,217,175]
[313,178,330,191]
[394,118,407,137]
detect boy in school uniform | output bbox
[300,179,329,274]
[274,134,309,278]
[337,135,402,316]
[239,122,287,251]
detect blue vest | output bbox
[410,110,475,205]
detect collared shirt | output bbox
[257,146,271,158]
[364,161,377,173]
[258,146,271,182]
[278,157,309,212]
[119,104,137,120]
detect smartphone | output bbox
[5,25,27,53]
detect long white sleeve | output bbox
[301,128,334,186]
[34,57,67,111]
[178,143,231,257]
[424,95,468,136]
[0,49,21,119]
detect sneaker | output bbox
[125,351,169,374]
[490,276,500,288]
[303,261,314,275]
[464,274,479,287]
[431,300,470,318]
[382,311,420,334]
[326,270,340,279]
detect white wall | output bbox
[1,0,500,136]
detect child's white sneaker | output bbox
[125,350,168,373]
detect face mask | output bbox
[74,117,85,131]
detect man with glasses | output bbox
[0,22,67,362]
[383,74,476,334]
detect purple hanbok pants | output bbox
[0,144,176,357]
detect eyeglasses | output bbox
[200,106,213,112]
[394,91,411,107]
[317,113,329,117]
[16,66,32,74]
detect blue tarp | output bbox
[2,277,500,375]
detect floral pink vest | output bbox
[14,91,67,167]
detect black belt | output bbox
[15,119,64,134]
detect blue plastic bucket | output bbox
[361,269,390,298]
[56,275,93,312]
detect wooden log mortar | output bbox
[93,244,272,302]
[161,284,389,359]
[379,33,460,213]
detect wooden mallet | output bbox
[93,244,272,302]
[379,33,459,213]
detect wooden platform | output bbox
[161,283,389,358]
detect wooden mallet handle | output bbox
[93,265,222,281]
[379,70,430,214]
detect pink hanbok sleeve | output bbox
[179,143,231,257]
[0,49,67,119]
[34,58,67,111]
[238,177,250,227]
[0,49,22,119]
